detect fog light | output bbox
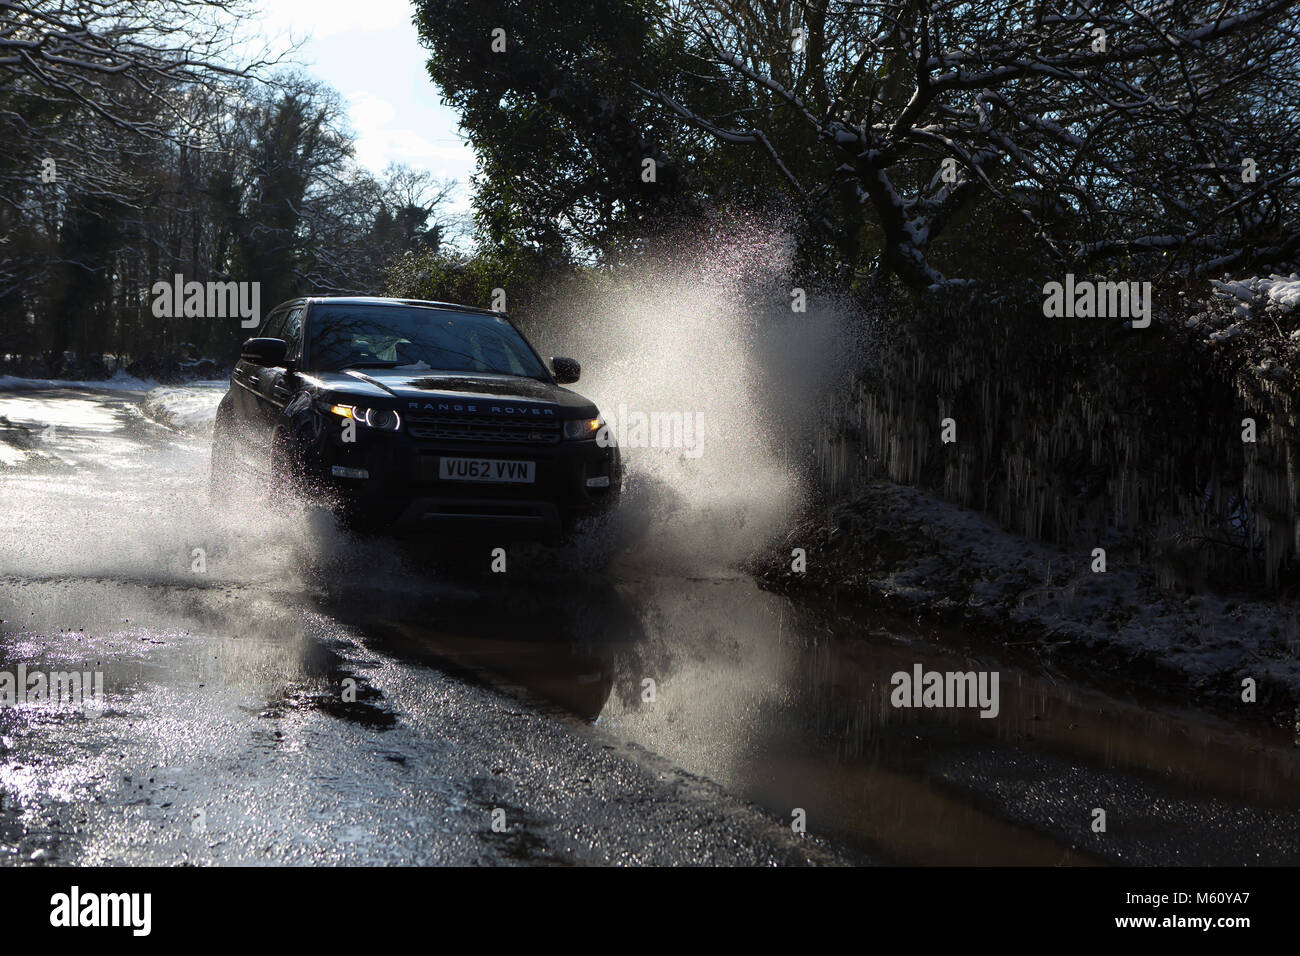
[363,407,401,430]
[331,465,369,479]
[586,476,610,488]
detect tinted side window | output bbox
[281,307,304,359]
[259,310,287,341]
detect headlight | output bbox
[328,404,402,431]
[563,416,602,440]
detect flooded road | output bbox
[1,385,1298,865]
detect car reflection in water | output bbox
[310,545,642,722]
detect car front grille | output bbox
[405,412,561,445]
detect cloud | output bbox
[345,92,476,212]
[250,3,477,214]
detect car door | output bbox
[251,305,305,441]
[233,308,285,423]
[233,307,288,457]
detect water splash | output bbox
[529,218,862,573]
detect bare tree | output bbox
[639,0,1300,287]
[0,0,285,206]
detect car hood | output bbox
[311,369,597,414]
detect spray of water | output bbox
[0,396,402,600]
[531,218,863,574]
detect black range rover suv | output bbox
[211,296,621,538]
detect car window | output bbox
[306,305,549,378]
[281,307,304,359]
[259,310,287,341]
[468,325,531,376]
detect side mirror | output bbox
[552,356,581,384]
[240,337,288,367]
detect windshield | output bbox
[306,304,549,378]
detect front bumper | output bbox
[312,421,621,537]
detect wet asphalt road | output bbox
[1,385,1299,866]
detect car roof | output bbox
[298,296,508,318]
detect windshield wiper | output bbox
[338,361,401,370]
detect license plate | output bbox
[438,457,535,483]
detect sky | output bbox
[253,0,478,218]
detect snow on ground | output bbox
[139,381,226,434]
[0,370,155,391]
[0,373,225,435]
[0,377,224,467]
[757,481,1300,714]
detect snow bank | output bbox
[0,370,155,391]
[140,381,226,435]
[756,481,1300,714]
